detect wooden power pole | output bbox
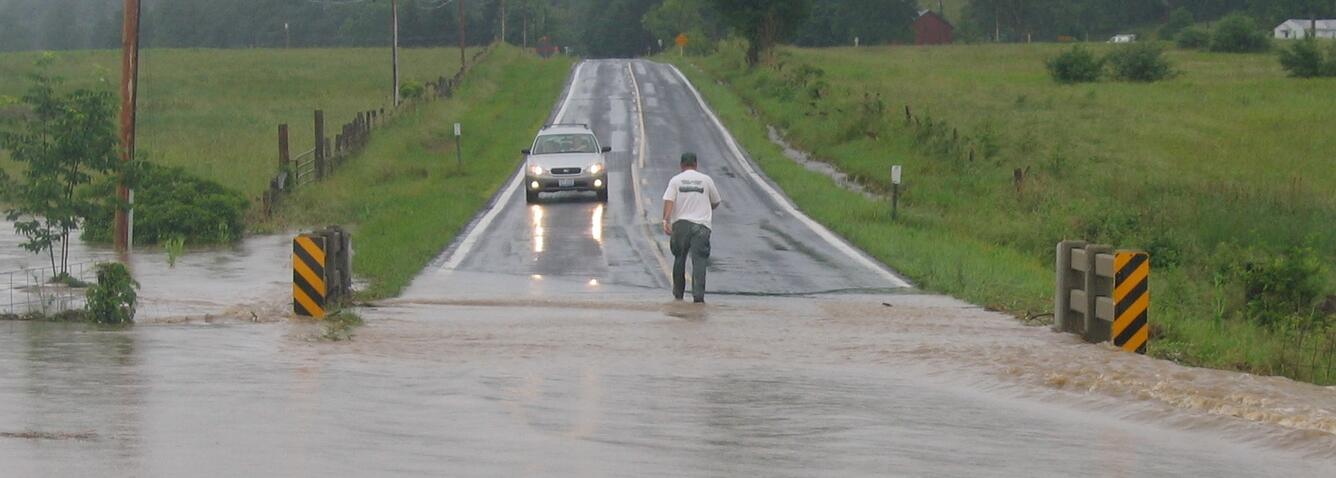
[458,0,467,70]
[392,0,400,107]
[115,0,141,254]
[500,0,506,44]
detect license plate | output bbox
[558,179,575,187]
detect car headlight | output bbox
[588,163,604,175]
[528,164,544,176]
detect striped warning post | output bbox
[1112,251,1149,354]
[293,234,327,318]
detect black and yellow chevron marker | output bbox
[1113,251,1149,354]
[293,234,327,318]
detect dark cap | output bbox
[680,152,698,166]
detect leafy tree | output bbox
[0,58,120,280]
[1210,13,1270,53]
[1159,7,1193,40]
[794,0,917,47]
[714,0,812,66]
[643,0,725,54]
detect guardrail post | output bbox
[1082,244,1113,343]
[1054,240,1086,333]
[278,124,290,172]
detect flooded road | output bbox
[3,283,1335,476]
[3,59,1335,476]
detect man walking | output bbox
[662,153,721,303]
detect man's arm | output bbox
[709,178,722,209]
[661,200,674,235]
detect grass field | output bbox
[275,45,574,299]
[671,42,1336,383]
[1,46,477,200]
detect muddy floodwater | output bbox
[3,272,1335,477]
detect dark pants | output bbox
[670,220,711,301]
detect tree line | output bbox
[959,0,1336,43]
[0,0,921,56]
[4,1,1331,56]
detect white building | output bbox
[1274,19,1336,39]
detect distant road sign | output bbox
[675,33,688,47]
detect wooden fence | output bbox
[261,46,493,216]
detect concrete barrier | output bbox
[1054,241,1149,354]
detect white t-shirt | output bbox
[663,169,722,230]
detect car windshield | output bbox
[532,134,598,154]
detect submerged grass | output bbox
[669,42,1336,383]
[276,45,573,299]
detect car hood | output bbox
[527,153,603,169]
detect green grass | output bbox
[276,45,574,299]
[1,47,478,200]
[669,42,1336,383]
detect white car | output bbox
[522,124,610,203]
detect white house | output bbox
[1108,34,1137,43]
[1274,19,1336,39]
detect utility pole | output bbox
[500,0,507,44]
[115,0,141,254]
[392,0,400,107]
[458,0,467,70]
[284,22,290,48]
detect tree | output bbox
[1160,7,1193,40]
[714,0,812,66]
[1210,13,1270,53]
[0,59,120,281]
[643,0,725,54]
[794,0,917,47]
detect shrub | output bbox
[86,262,139,325]
[1176,26,1211,49]
[82,162,248,245]
[1238,247,1328,328]
[1210,14,1270,53]
[1046,45,1104,84]
[399,82,425,100]
[1279,37,1327,78]
[1106,42,1177,82]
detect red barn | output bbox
[913,10,954,45]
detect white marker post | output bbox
[454,122,463,170]
[891,165,902,220]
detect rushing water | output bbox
[3,270,1333,477]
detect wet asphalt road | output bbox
[428,60,905,296]
[3,60,1336,477]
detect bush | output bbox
[1046,45,1104,84]
[82,162,248,245]
[399,82,425,100]
[1237,247,1328,329]
[86,262,139,325]
[1210,14,1270,53]
[1176,26,1211,49]
[1106,42,1177,82]
[1279,38,1326,77]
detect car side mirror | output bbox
[601,146,612,153]
[522,149,531,155]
